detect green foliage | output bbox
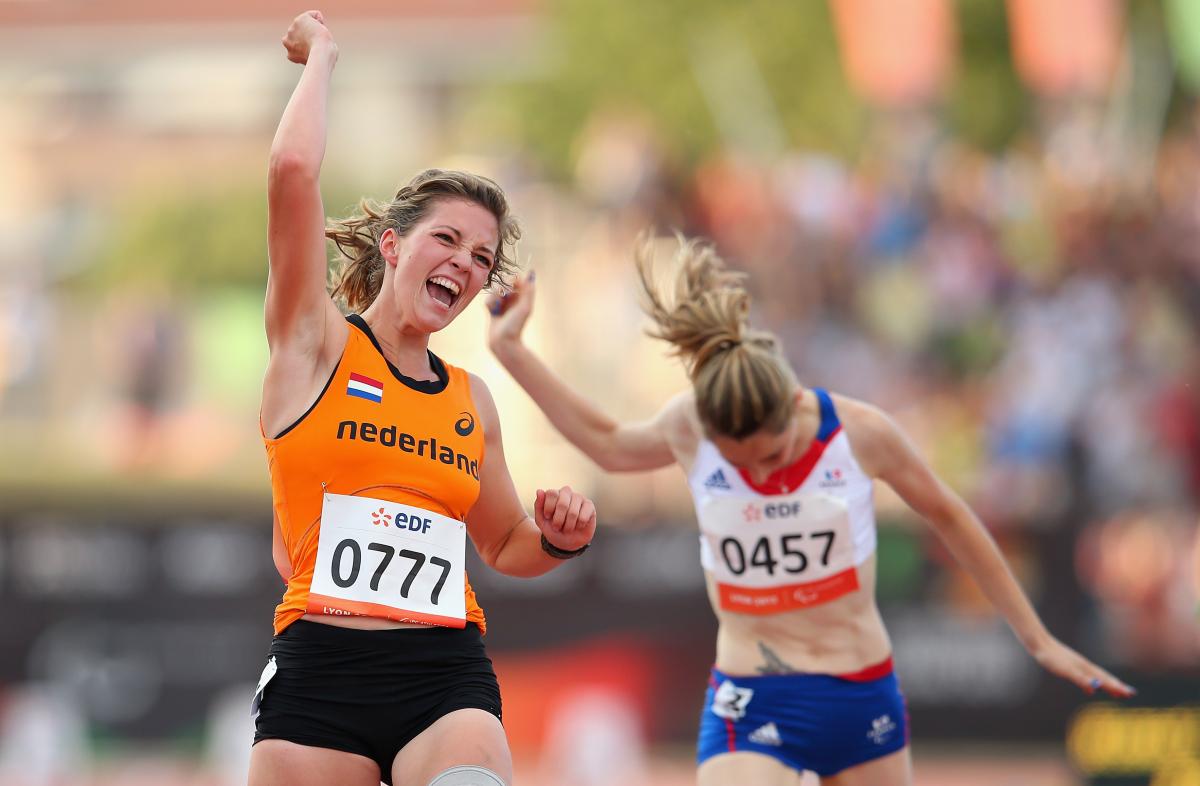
[82,185,270,292]
[948,0,1027,150]
[497,0,1047,173]
[76,183,363,294]
[192,290,271,410]
[504,0,861,174]
[874,525,927,603]
[929,316,1006,379]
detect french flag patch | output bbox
[346,372,383,403]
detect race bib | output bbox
[307,493,467,628]
[711,679,754,721]
[698,492,859,614]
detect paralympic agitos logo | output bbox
[334,412,480,479]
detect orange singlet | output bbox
[263,315,487,635]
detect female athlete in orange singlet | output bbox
[248,12,596,786]
[488,236,1132,786]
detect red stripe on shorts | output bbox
[708,672,738,753]
[836,655,894,682]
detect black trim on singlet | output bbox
[346,314,450,394]
[272,353,343,440]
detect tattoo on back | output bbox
[756,642,798,675]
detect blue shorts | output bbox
[697,664,908,777]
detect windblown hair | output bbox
[636,234,797,439]
[326,169,521,313]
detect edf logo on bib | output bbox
[742,501,806,522]
[370,506,433,534]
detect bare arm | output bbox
[487,273,678,472]
[261,11,352,438]
[271,511,292,583]
[465,374,597,577]
[845,400,1134,698]
[265,11,345,361]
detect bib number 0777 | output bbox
[308,493,467,627]
[329,540,452,604]
[720,531,836,576]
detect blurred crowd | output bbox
[558,105,1200,668]
[0,9,1196,687]
[1,106,1197,677]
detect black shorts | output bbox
[252,620,502,783]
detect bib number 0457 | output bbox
[719,531,836,576]
[698,492,860,613]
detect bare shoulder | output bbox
[269,307,349,368]
[829,392,902,479]
[830,392,893,435]
[660,390,700,442]
[467,372,498,414]
[261,314,351,438]
[654,389,703,468]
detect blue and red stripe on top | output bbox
[737,388,841,495]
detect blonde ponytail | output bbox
[636,234,796,439]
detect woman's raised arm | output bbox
[265,10,344,359]
[487,274,678,472]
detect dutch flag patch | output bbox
[347,372,384,403]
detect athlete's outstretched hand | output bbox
[1032,636,1135,698]
[281,10,335,65]
[486,271,535,349]
[534,485,595,554]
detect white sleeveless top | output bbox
[686,388,877,615]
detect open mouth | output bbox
[425,275,461,309]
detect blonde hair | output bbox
[636,234,797,439]
[326,169,521,313]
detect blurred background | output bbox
[0,0,1198,784]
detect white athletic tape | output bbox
[427,764,506,786]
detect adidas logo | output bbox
[748,722,782,746]
[704,469,731,490]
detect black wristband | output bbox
[540,532,590,560]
